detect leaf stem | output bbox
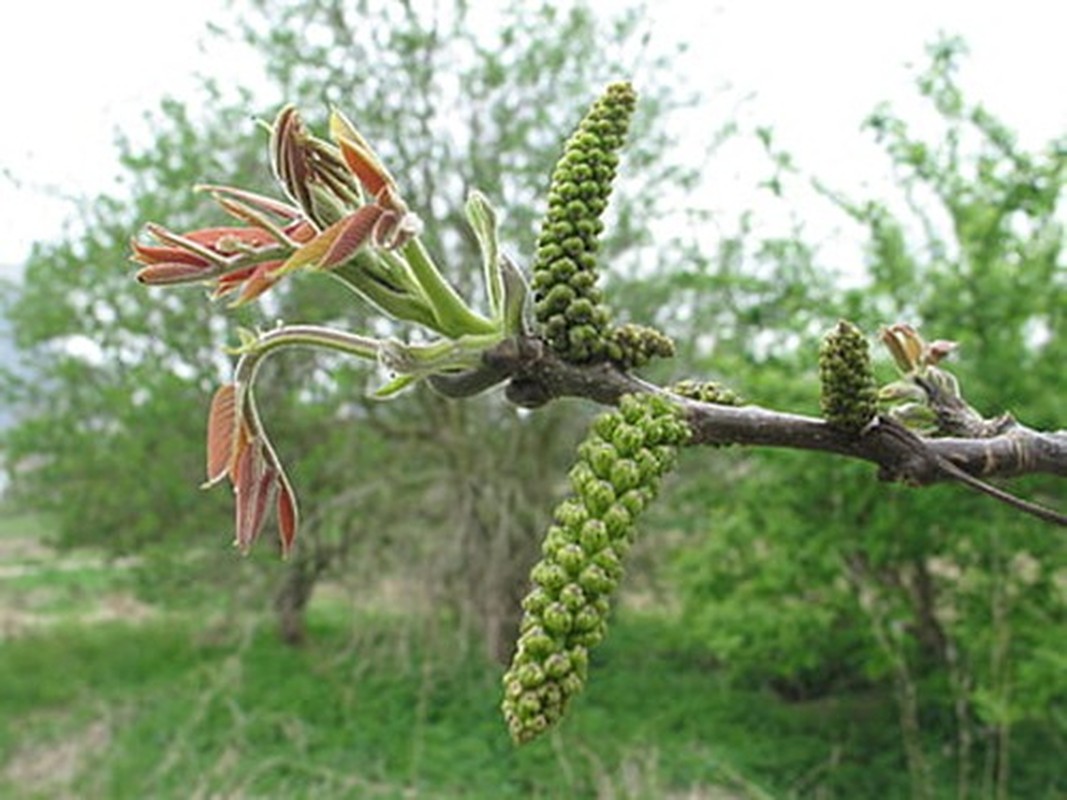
[400,238,497,337]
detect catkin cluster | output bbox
[819,320,877,433]
[502,393,690,744]
[531,82,636,363]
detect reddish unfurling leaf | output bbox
[231,262,285,306]
[319,206,385,269]
[276,479,299,557]
[130,240,210,268]
[336,136,391,198]
[198,184,305,221]
[204,384,239,487]
[136,262,212,285]
[182,226,278,250]
[234,444,277,553]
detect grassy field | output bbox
[1,509,1061,799]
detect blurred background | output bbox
[1,1,1066,797]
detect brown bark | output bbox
[434,336,1067,527]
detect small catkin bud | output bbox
[606,323,676,369]
[670,379,744,406]
[531,83,637,363]
[502,393,690,744]
[819,320,878,434]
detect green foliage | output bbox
[849,37,1067,426]
[673,453,874,693]
[3,510,1066,798]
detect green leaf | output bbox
[499,254,530,336]
[466,190,503,317]
[373,372,420,399]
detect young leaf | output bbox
[499,254,531,336]
[234,445,276,553]
[276,475,299,557]
[320,206,386,269]
[204,384,239,487]
[466,190,503,315]
[373,372,420,399]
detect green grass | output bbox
[4,606,1067,798]
[0,510,59,542]
[1,511,1064,798]
[1,566,133,611]
[0,607,905,800]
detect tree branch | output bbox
[459,336,1067,526]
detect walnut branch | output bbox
[435,336,1067,526]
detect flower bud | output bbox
[542,603,573,635]
[556,543,587,576]
[559,582,587,613]
[516,663,546,689]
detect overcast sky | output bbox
[2,0,1065,278]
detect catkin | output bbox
[502,393,690,743]
[819,320,877,433]
[531,82,636,363]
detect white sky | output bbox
[1,0,1066,278]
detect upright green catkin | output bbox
[819,320,877,433]
[531,82,636,363]
[501,393,690,744]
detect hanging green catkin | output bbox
[819,320,877,433]
[531,82,636,363]
[501,393,690,744]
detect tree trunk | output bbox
[273,557,319,647]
